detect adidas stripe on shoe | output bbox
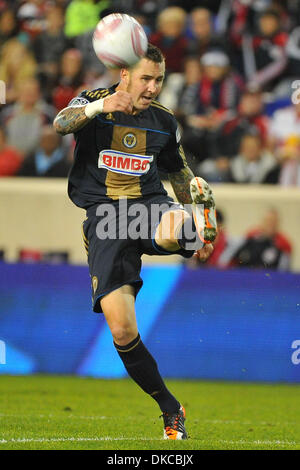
[161,405,188,440]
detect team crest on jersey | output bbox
[98,149,153,176]
[122,133,137,149]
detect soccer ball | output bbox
[92,13,148,69]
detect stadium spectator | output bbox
[196,50,243,116]
[1,78,55,157]
[0,37,37,103]
[74,29,106,78]
[187,7,229,58]
[17,125,70,177]
[277,134,300,186]
[197,89,270,182]
[181,50,244,168]
[18,248,42,263]
[197,154,232,183]
[186,209,234,269]
[212,89,269,159]
[33,5,70,100]
[149,7,188,73]
[86,67,122,91]
[265,134,300,186]
[166,0,223,15]
[230,134,277,184]
[0,0,298,188]
[232,8,288,91]
[228,0,284,44]
[229,0,251,43]
[0,8,19,50]
[214,0,236,35]
[272,26,300,98]
[285,0,300,25]
[231,208,292,271]
[52,49,85,111]
[16,0,46,40]
[0,127,22,176]
[159,55,202,116]
[64,0,110,38]
[269,102,300,150]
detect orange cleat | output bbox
[190,176,217,244]
[161,405,188,440]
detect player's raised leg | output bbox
[190,176,217,244]
[154,205,215,262]
[100,285,187,439]
[154,209,189,252]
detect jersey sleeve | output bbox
[156,117,187,173]
[67,90,93,108]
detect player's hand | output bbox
[103,91,133,114]
[194,243,214,262]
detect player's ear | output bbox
[120,67,130,84]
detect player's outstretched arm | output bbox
[53,106,90,135]
[168,166,195,205]
[53,91,134,135]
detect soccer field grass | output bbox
[0,375,299,450]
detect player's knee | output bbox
[155,209,189,251]
[110,324,137,346]
[156,236,179,252]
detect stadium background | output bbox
[0,0,300,387]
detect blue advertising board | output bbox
[0,262,299,382]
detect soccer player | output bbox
[53,44,217,440]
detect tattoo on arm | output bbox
[53,106,90,135]
[168,166,195,205]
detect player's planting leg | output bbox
[114,334,188,440]
[114,333,180,414]
[101,285,187,439]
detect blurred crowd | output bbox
[187,207,292,271]
[0,0,300,184]
[0,0,297,268]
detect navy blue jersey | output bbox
[67,84,187,209]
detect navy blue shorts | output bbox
[82,194,194,313]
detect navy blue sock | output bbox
[114,334,180,413]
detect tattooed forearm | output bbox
[168,166,195,204]
[53,106,90,135]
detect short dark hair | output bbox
[144,43,165,63]
[260,8,280,21]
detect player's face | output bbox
[126,58,165,111]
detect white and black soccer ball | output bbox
[92,13,148,69]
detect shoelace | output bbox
[160,411,181,431]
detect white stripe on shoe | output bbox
[190,177,217,244]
